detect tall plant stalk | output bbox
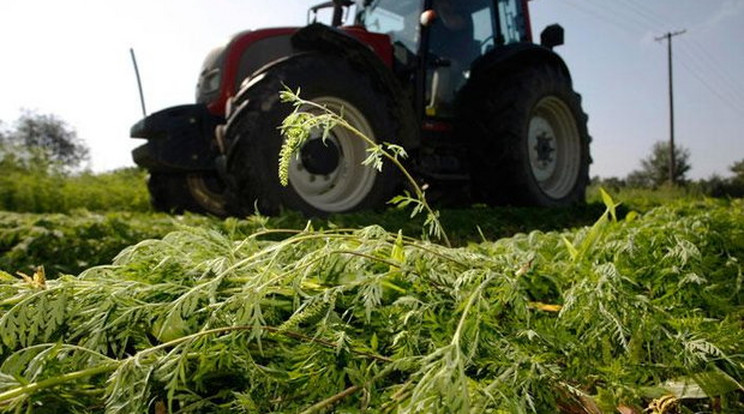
[278,88,450,247]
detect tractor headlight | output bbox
[195,45,226,102]
[197,68,221,96]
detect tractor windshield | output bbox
[497,0,528,44]
[356,0,422,53]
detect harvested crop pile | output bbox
[0,197,742,413]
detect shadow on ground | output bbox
[270,202,625,246]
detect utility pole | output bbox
[655,30,686,185]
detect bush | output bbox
[0,168,151,213]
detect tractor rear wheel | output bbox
[461,63,590,206]
[223,54,401,217]
[148,172,227,216]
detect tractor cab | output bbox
[355,0,533,117]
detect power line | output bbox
[677,58,744,116]
[676,43,744,113]
[617,0,670,28]
[559,0,647,36]
[681,37,744,98]
[614,0,664,31]
[554,1,744,122]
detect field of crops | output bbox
[0,189,742,413]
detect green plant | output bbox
[278,87,450,247]
[0,195,741,413]
[0,111,89,172]
[626,141,692,187]
[0,210,280,278]
[0,168,151,214]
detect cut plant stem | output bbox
[0,363,119,405]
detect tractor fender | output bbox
[469,43,573,87]
[289,23,419,150]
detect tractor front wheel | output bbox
[223,53,401,217]
[148,172,227,216]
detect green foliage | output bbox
[0,211,270,278]
[0,201,616,282]
[0,112,148,214]
[714,159,744,197]
[0,168,151,214]
[592,168,744,202]
[627,141,691,187]
[586,182,704,212]
[0,196,741,412]
[0,211,179,277]
[0,111,89,172]
[732,159,744,183]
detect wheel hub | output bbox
[287,96,378,213]
[534,132,555,167]
[300,138,340,176]
[528,116,558,182]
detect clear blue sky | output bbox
[1,0,742,179]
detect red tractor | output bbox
[131,0,590,217]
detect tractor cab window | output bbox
[497,0,528,44]
[425,0,497,117]
[357,0,422,53]
[472,7,497,52]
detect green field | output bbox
[0,176,742,413]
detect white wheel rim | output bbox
[288,97,377,212]
[527,96,581,199]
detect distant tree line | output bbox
[0,111,151,213]
[0,110,89,173]
[594,140,744,198]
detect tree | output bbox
[0,111,89,172]
[626,141,691,187]
[731,159,744,183]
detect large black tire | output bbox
[460,63,591,207]
[148,172,227,216]
[223,53,402,217]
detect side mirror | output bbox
[540,24,564,49]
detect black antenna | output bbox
[129,48,148,117]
